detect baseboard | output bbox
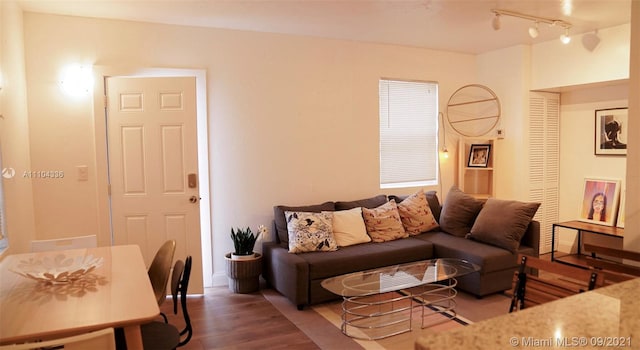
[212,271,228,287]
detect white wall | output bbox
[531,24,631,90]
[20,12,476,284]
[476,45,531,200]
[558,83,628,250]
[0,1,36,258]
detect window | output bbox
[379,79,439,189]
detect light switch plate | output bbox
[77,165,88,181]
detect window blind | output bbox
[379,79,439,188]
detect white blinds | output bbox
[379,79,439,188]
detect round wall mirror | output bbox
[446,84,501,137]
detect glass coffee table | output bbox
[321,258,480,340]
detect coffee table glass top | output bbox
[321,258,480,297]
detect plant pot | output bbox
[224,253,262,293]
[230,253,256,260]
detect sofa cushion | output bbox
[439,186,483,237]
[300,237,434,280]
[389,190,441,223]
[396,190,439,235]
[414,232,518,274]
[285,211,338,253]
[469,198,541,253]
[274,202,335,244]
[327,207,371,247]
[362,200,408,242]
[335,194,388,210]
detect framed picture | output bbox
[595,107,627,156]
[579,178,621,227]
[467,144,491,168]
[617,191,625,228]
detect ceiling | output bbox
[17,0,632,54]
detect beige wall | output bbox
[0,1,36,258]
[3,6,638,282]
[19,12,476,284]
[624,0,639,253]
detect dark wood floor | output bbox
[160,285,320,350]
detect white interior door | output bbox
[106,76,203,294]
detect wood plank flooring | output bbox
[160,284,320,350]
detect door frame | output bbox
[92,66,212,288]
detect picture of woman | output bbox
[579,178,620,226]
[587,192,607,222]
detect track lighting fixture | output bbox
[528,22,539,38]
[491,9,572,44]
[492,13,501,30]
[560,28,571,44]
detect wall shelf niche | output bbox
[458,138,495,199]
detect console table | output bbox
[551,220,624,267]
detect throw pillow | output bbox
[439,186,484,237]
[274,202,335,244]
[469,198,541,253]
[285,211,338,253]
[396,190,439,235]
[389,190,441,222]
[362,200,408,243]
[326,207,371,247]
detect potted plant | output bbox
[230,226,259,260]
[225,225,268,293]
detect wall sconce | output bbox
[60,64,93,96]
[439,112,449,159]
[491,9,573,45]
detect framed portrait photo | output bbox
[595,107,628,156]
[578,178,621,227]
[467,144,491,168]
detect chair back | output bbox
[176,256,193,347]
[30,235,97,252]
[0,328,115,350]
[148,240,176,306]
[509,254,604,312]
[584,243,640,285]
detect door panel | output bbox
[107,76,203,294]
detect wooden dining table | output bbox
[0,245,160,349]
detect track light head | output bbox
[528,22,539,38]
[582,31,600,51]
[492,13,501,30]
[560,28,571,44]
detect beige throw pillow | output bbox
[362,200,408,243]
[397,190,439,235]
[327,207,371,247]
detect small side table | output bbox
[551,220,624,268]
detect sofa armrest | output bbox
[262,242,310,308]
[520,220,540,257]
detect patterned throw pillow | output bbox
[285,211,338,253]
[362,200,408,242]
[397,190,439,235]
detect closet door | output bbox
[529,92,560,254]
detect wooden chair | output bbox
[141,256,193,349]
[509,254,603,312]
[148,240,176,308]
[30,234,97,252]
[0,328,115,350]
[584,243,640,285]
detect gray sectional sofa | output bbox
[262,190,540,310]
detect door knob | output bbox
[189,196,199,203]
